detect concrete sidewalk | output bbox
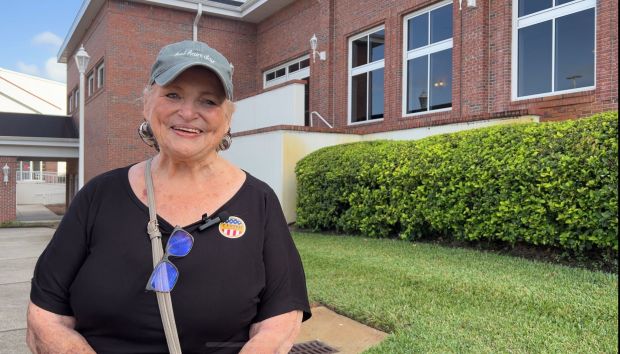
[15,204,61,223]
[0,228,52,353]
[0,227,387,353]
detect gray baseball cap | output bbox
[149,40,234,100]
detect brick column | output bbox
[0,157,18,223]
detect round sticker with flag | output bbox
[218,216,246,239]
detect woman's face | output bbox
[144,66,229,162]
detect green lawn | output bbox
[293,232,618,353]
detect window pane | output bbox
[289,63,300,73]
[430,4,453,44]
[275,68,285,77]
[300,58,310,68]
[369,68,384,119]
[519,0,552,17]
[352,73,368,122]
[408,14,428,50]
[97,65,104,87]
[518,21,552,96]
[555,9,595,91]
[430,49,452,110]
[266,72,275,81]
[352,36,368,67]
[407,56,428,113]
[555,0,575,5]
[370,30,385,62]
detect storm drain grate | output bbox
[290,340,339,354]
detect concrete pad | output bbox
[296,306,388,353]
[0,228,53,261]
[0,258,38,285]
[0,329,29,354]
[0,282,30,332]
[16,204,61,222]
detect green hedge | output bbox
[296,112,618,254]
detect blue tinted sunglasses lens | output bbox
[147,261,178,292]
[167,229,193,257]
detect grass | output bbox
[293,232,618,353]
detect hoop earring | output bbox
[217,128,232,152]
[138,121,159,151]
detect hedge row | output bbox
[295,112,618,254]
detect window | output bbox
[68,93,73,113]
[403,1,453,116]
[97,63,105,88]
[75,89,80,110]
[513,0,595,99]
[263,56,310,88]
[349,26,385,124]
[87,72,95,97]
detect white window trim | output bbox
[511,0,596,101]
[87,73,95,97]
[402,0,453,118]
[263,55,310,89]
[68,93,73,113]
[97,63,105,89]
[348,25,386,125]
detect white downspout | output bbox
[193,3,203,41]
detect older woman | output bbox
[27,40,311,353]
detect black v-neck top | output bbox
[30,165,311,354]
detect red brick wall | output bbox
[0,157,17,223]
[68,0,618,182]
[70,0,258,182]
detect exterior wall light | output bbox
[74,44,90,189]
[310,34,327,63]
[459,0,476,9]
[2,163,9,185]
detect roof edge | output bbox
[58,0,294,63]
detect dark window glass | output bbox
[275,68,286,77]
[289,63,300,73]
[352,36,368,67]
[518,21,552,96]
[519,0,552,17]
[429,49,452,110]
[300,58,310,68]
[352,73,367,122]
[408,14,428,50]
[407,56,429,113]
[430,4,453,44]
[555,0,575,5]
[266,72,275,81]
[370,30,385,62]
[369,68,384,119]
[555,9,595,91]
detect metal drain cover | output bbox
[290,340,339,353]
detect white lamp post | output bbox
[74,45,90,189]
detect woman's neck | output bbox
[151,152,226,184]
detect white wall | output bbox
[232,83,305,133]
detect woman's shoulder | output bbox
[80,164,134,196]
[242,171,276,197]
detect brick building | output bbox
[58,0,617,220]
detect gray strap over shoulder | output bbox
[145,158,182,354]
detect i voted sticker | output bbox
[218,216,246,239]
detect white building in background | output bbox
[0,68,66,115]
[0,67,68,186]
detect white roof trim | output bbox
[58,0,293,63]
